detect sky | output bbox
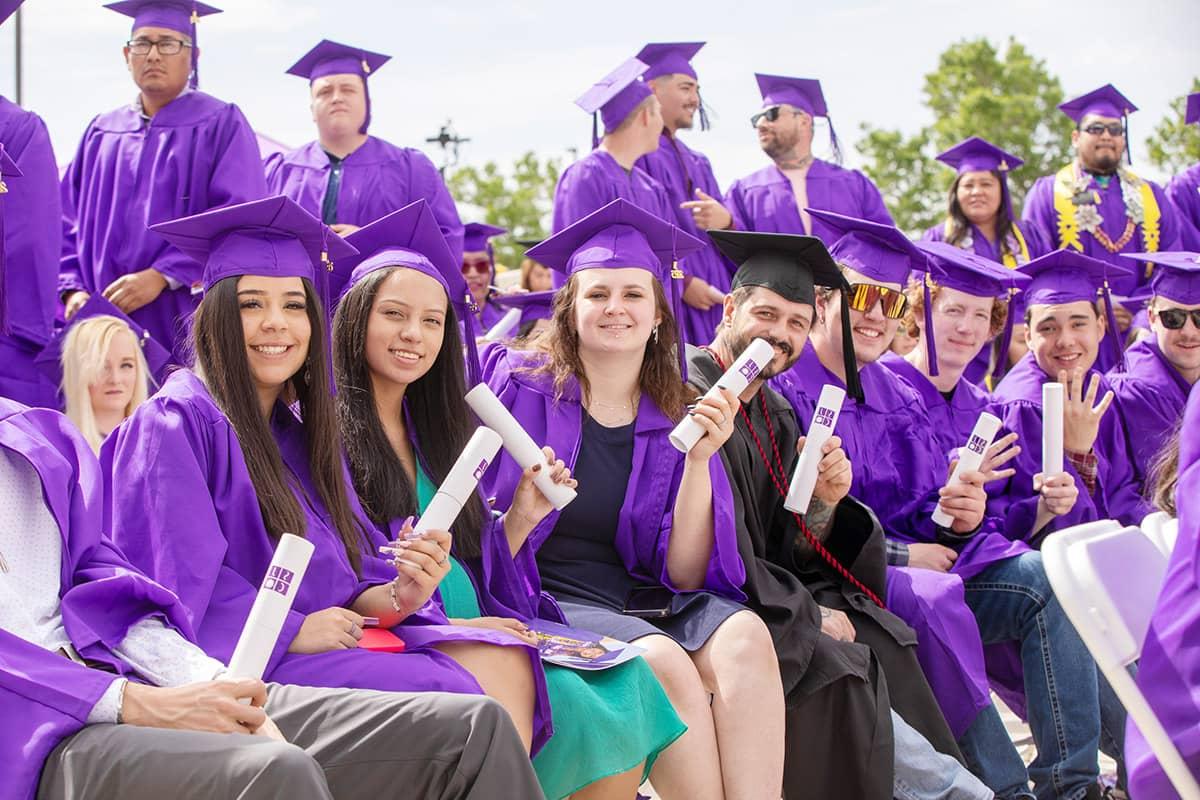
[2,0,1198,198]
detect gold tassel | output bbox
[670,259,684,280]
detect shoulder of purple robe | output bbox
[724,165,783,232]
[552,153,613,232]
[810,160,894,225]
[1019,174,1059,249]
[922,223,945,243]
[102,371,304,671]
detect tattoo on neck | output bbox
[775,153,814,171]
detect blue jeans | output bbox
[964,551,1124,800]
[893,709,992,800]
[958,702,1035,799]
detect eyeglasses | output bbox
[1081,122,1125,137]
[750,105,803,128]
[461,259,491,275]
[1157,307,1200,330]
[126,38,192,56]
[846,283,908,319]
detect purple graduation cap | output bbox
[336,199,483,385]
[755,73,840,162]
[0,143,20,332]
[576,58,652,149]
[1,0,24,26]
[492,290,556,334]
[936,136,1025,220]
[526,197,705,378]
[807,208,927,287]
[34,295,173,390]
[1059,84,1138,164]
[915,240,1032,379]
[1186,92,1200,126]
[1121,251,1200,305]
[1017,248,1135,365]
[105,0,222,89]
[286,39,391,135]
[637,42,709,130]
[463,222,507,281]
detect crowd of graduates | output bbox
[2,1,1200,799]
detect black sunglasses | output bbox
[1082,122,1125,137]
[750,105,802,128]
[1157,307,1200,330]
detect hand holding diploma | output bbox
[503,446,577,555]
[380,520,454,617]
[798,434,851,507]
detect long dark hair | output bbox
[192,276,367,572]
[332,267,487,558]
[945,170,1017,256]
[528,273,689,420]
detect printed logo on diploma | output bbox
[472,459,490,481]
[264,566,294,596]
[815,407,836,429]
[738,360,762,382]
[967,434,988,455]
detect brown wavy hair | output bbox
[1147,422,1181,517]
[902,277,1008,340]
[526,272,689,420]
[192,276,367,573]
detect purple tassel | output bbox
[1100,281,1123,366]
[827,116,843,164]
[591,113,600,150]
[1124,113,1132,165]
[0,169,7,335]
[461,293,482,387]
[923,274,939,377]
[698,92,710,132]
[188,2,199,89]
[993,289,1018,381]
[668,225,688,381]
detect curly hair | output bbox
[901,277,1008,340]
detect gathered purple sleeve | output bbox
[57,126,93,296]
[856,171,894,225]
[1151,180,1182,252]
[1020,177,1059,252]
[408,150,464,262]
[725,179,751,232]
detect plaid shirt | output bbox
[1067,449,1099,495]
[885,538,909,566]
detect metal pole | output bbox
[14,6,23,105]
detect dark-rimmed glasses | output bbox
[127,38,192,56]
[1157,307,1200,330]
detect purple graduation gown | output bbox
[0,98,62,407]
[0,399,197,800]
[1126,383,1200,799]
[1022,169,1182,371]
[772,345,1027,736]
[59,92,267,363]
[989,352,1153,538]
[724,160,894,249]
[1108,337,1192,485]
[264,137,465,260]
[636,132,734,345]
[476,345,746,621]
[1166,163,1200,251]
[102,370,553,751]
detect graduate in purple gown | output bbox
[1165,93,1200,250]
[0,30,62,408]
[724,75,893,249]
[1108,251,1200,485]
[104,196,553,755]
[551,59,674,243]
[59,1,267,365]
[482,198,789,799]
[922,138,1045,386]
[634,42,735,345]
[265,40,464,258]
[1021,84,1182,371]
[1126,382,1200,800]
[490,289,555,341]
[991,249,1153,537]
[461,222,508,330]
[771,211,1123,799]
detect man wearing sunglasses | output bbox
[773,212,1122,800]
[1022,84,1182,372]
[724,74,893,249]
[1109,251,1200,484]
[59,1,266,366]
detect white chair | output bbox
[1142,510,1180,558]
[1043,520,1200,800]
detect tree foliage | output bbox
[856,38,1074,236]
[447,152,561,268]
[1145,77,1200,175]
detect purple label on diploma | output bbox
[264,565,294,596]
[967,434,988,455]
[815,407,836,429]
[472,459,490,481]
[738,360,762,382]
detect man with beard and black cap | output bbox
[687,230,989,800]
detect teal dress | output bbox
[416,466,686,800]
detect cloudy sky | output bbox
[2,0,1197,195]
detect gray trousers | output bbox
[37,684,545,800]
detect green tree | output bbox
[1145,78,1200,174]
[857,38,1074,236]
[447,151,561,268]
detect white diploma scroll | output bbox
[931,412,1002,528]
[227,533,315,680]
[413,427,504,535]
[1042,383,1064,477]
[670,338,776,453]
[783,384,846,514]
[483,308,523,342]
[465,384,578,510]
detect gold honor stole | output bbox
[1052,164,1161,276]
[941,221,1031,268]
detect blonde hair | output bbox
[62,316,151,452]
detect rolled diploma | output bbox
[412,427,504,534]
[783,384,846,513]
[1042,383,1064,476]
[670,337,776,453]
[931,411,1002,528]
[483,308,523,342]
[465,384,577,509]
[227,533,315,681]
